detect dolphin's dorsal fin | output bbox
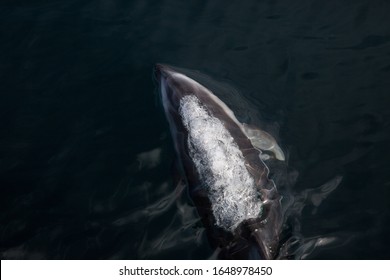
[242,123,285,161]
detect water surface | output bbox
[1,0,390,259]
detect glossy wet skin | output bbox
[156,64,283,259]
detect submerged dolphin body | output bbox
[156,64,285,259]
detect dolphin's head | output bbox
[155,64,198,115]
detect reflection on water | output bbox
[1,0,390,259]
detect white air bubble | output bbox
[179,95,262,231]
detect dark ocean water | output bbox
[1,0,390,259]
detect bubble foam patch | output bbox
[179,95,262,231]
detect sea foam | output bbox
[179,95,262,231]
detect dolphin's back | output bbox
[156,64,283,259]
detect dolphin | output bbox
[155,64,285,259]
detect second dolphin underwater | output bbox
[155,64,341,259]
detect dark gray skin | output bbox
[156,64,283,259]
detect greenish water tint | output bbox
[1,0,390,259]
